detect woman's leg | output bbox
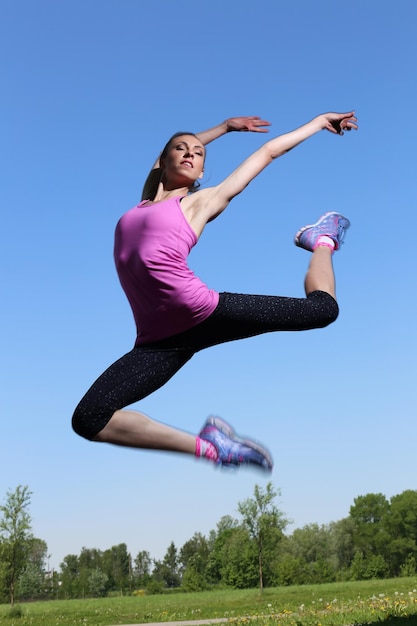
[93,408,196,452]
[159,211,348,350]
[93,409,272,471]
[72,345,272,470]
[296,210,350,300]
[72,346,195,450]
[182,289,339,349]
[304,245,336,299]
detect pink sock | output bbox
[195,436,218,462]
[313,235,335,251]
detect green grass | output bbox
[1,577,417,626]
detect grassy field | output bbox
[1,577,417,626]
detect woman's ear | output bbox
[198,168,204,180]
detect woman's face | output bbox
[161,134,205,186]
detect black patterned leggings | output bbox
[72,290,338,440]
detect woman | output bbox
[72,112,358,472]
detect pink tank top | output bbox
[114,196,219,344]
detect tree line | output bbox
[1,483,417,604]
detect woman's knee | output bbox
[71,400,114,441]
[308,290,339,327]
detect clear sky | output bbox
[1,0,416,571]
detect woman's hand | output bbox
[225,116,271,133]
[321,111,358,135]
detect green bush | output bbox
[6,604,24,618]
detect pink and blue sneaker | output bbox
[295,212,350,252]
[199,416,273,472]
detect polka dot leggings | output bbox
[72,290,338,440]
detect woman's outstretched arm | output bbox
[195,111,358,223]
[196,116,271,145]
[141,116,271,201]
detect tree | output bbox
[349,493,390,557]
[386,490,417,542]
[102,543,132,594]
[217,526,257,588]
[133,550,152,588]
[350,551,389,580]
[179,533,209,591]
[78,547,103,572]
[0,485,34,605]
[205,516,239,585]
[385,490,417,576]
[88,567,108,597]
[77,547,105,597]
[277,524,336,585]
[288,524,329,561]
[152,542,181,588]
[59,554,80,599]
[17,538,48,600]
[274,552,306,586]
[329,517,355,574]
[238,482,288,591]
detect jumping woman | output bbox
[72,112,358,472]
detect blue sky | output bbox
[1,0,416,571]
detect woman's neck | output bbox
[152,183,190,202]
